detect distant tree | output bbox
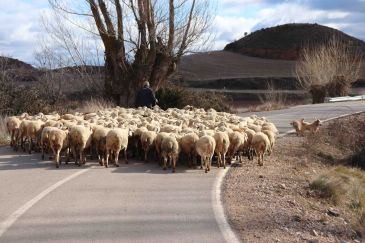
[296,36,363,103]
[47,0,214,105]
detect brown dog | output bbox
[290,118,321,136]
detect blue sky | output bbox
[0,0,364,64]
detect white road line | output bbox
[212,167,240,243]
[0,168,90,238]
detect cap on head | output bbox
[143,81,150,87]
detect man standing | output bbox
[135,81,157,108]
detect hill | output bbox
[176,51,365,90]
[0,56,41,82]
[224,23,365,60]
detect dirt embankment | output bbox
[223,135,361,242]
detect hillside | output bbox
[224,23,365,60]
[0,56,41,82]
[176,51,365,89]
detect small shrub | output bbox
[310,166,365,235]
[156,84,233,112]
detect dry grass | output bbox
[247,81,288,112]
[310,166,365,235]
[0,115,9,145]
[77,98,115,113]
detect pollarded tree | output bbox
[296,36,363,104]
[48,0,214,105]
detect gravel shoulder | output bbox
[223,135,359,243]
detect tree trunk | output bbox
[310,85,326,104]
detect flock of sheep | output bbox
[5,106,279,173]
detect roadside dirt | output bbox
[223,135,361,243]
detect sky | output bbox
[0,0,364,64]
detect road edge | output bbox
[214,110,365,243]
[212,166,241,243]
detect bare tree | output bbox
[296,36,363,103]
[47,0,214,105]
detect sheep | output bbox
[251,132,270,166]
[154,132,171,164]
[105,128,129,167]
[195,135,216,173]
[161,135,180,172]
[179,132,199,168]
[24,120,44,154]
[261,129,276,155]
[68,125,93,166]
[40,126,58,160]
[226,131,248,164]
[92,125,110,166]
[6,116,21,149]
[140,130,157,162]
[213,132,230,169]
[49,128,69,168]
[243,128,256,160]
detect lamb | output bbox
[140,130,157,162]
[49,128,69,168]
[195,135,216,173]
[6,116,21,149]
[161,135,180,172]
[179,132,199,168]
[68,125,93,166]
[105,128,129,167]
[213,132,230,169]
[251,132,270,166]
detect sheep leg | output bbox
[65,148,70,164]
[172,156,176,173]
[163,155,167,170]
[124,147,128,164]
[144,147,148,162]
[28,136,32,154]
[10,130,14,147]
[78,150,83,166]
[41,141,45,160]
[204,157,208,173]
[72,146,78,165]
[55,148,61,168]
[105,149,110,168]
[223,153,226,169]
[217,153,221,168]
[200,157,204,169]
[115,149,120,167]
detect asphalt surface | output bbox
[0,100,364,243]
[240,100,365,134]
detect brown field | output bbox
[178,51,365,82]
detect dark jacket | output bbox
[135,86,157,108]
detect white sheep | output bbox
[179,132,199,168]
[68,125,93,166]
[49,128,69,168]
[140,130,157,162]
[161,135,180,172]
[213,131,230,169]
[195,135,216,173]
[251,132,270,166]
[105,128,129,167]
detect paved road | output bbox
[240,100,365,134]
[0,100,364,242]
